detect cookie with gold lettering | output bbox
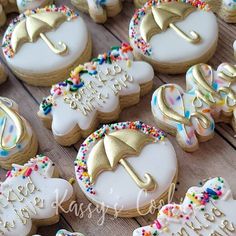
[186,63,236,132]
[151,83,215,152]
[38,44,154,146]
[71,0,123,23]
[75,121,178,217]
[56,229,85,236]
[0,97,38,169]
[0,154,75,236]
[129,0,218,74]
[0,63,7,84]
[2,5,92,86]
[133,177,236,236]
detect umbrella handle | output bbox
[40,33,67,55]
[169,23,200,44]
[119,159,156,191]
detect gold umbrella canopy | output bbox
[11,12,68,55]
[87,129,157,191]
[0,97,25,151]
[140,2,201,44]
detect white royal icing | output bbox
[129,1,218,65]
[38,45,154,140]
[151,84,215,150]
[2,6,89,75]
[75,121,177,214]
[0,97,34,160]
[0,155,73,236]
[16,0,51,13]
[133,177,236,236]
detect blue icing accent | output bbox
[0,150,9,157]
[16,144,22,149]
[212,82,218,90]
[9,124,14,133]
[177,123,183,131]
[185,111,190,118]
[0,118,4,126]
[153,96,157,106]
[176,95,181,101]
[211,122,215,130]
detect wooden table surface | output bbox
[0,1,235,235]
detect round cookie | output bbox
[0,155,75,236]
[71,0,122,23]
[129,0,218,74]
[133,177,236,236]
[75,121,178,217]
[0,63,7,85]
[0,97,38,169]
[16,0,54,13]
[2,5,92,86]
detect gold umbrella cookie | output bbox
[2,5,92,86]
[0,0,54,27]
[129,0,218,74]
[0,97,38,169]
[133,177,236,236]
[0,154,75,236]
[38,44,154,146]
[75,121,178,217]
[71,0,123,23]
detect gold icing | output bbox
[87,129,156,191]
[11,12,67,55]
[218,63,236,82]
[0,97,25,151]
[140,2,200,43]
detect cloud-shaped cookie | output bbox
[38,44,154,146]
[0,155,74,236]
[133,177,236,236]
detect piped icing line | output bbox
[40,43,133,116]
[2,5,79,58]
[74,121,166,195]
[133,177,232,236]
[129,0,210,56]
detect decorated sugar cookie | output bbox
[0,63,7,84]
[205,0,236,23]
[75,121,178,217]
[151,83,215,152]
[186,63,236,132]
[0,154,74,236]
[129,0,218,74]
[71,0,123,23]
[0,97,38,169]
[133,177,236,236]
[2,5,92,86]
[0,0,54,27]
[56,229,85,236]
[38,44,154,146]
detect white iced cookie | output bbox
[133,177,236,236]
[0,97,38,169]
[71,0,122,23]
[56,229,85,236]
[2,5,92,86]
[151,83,215,152]
[129,0,218,74]
[0,154,74,236]
[75,121,178,217]
[17,0,53,13]
[186,63,236,132]
[0,63,7,84]
[38,44,154,146]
